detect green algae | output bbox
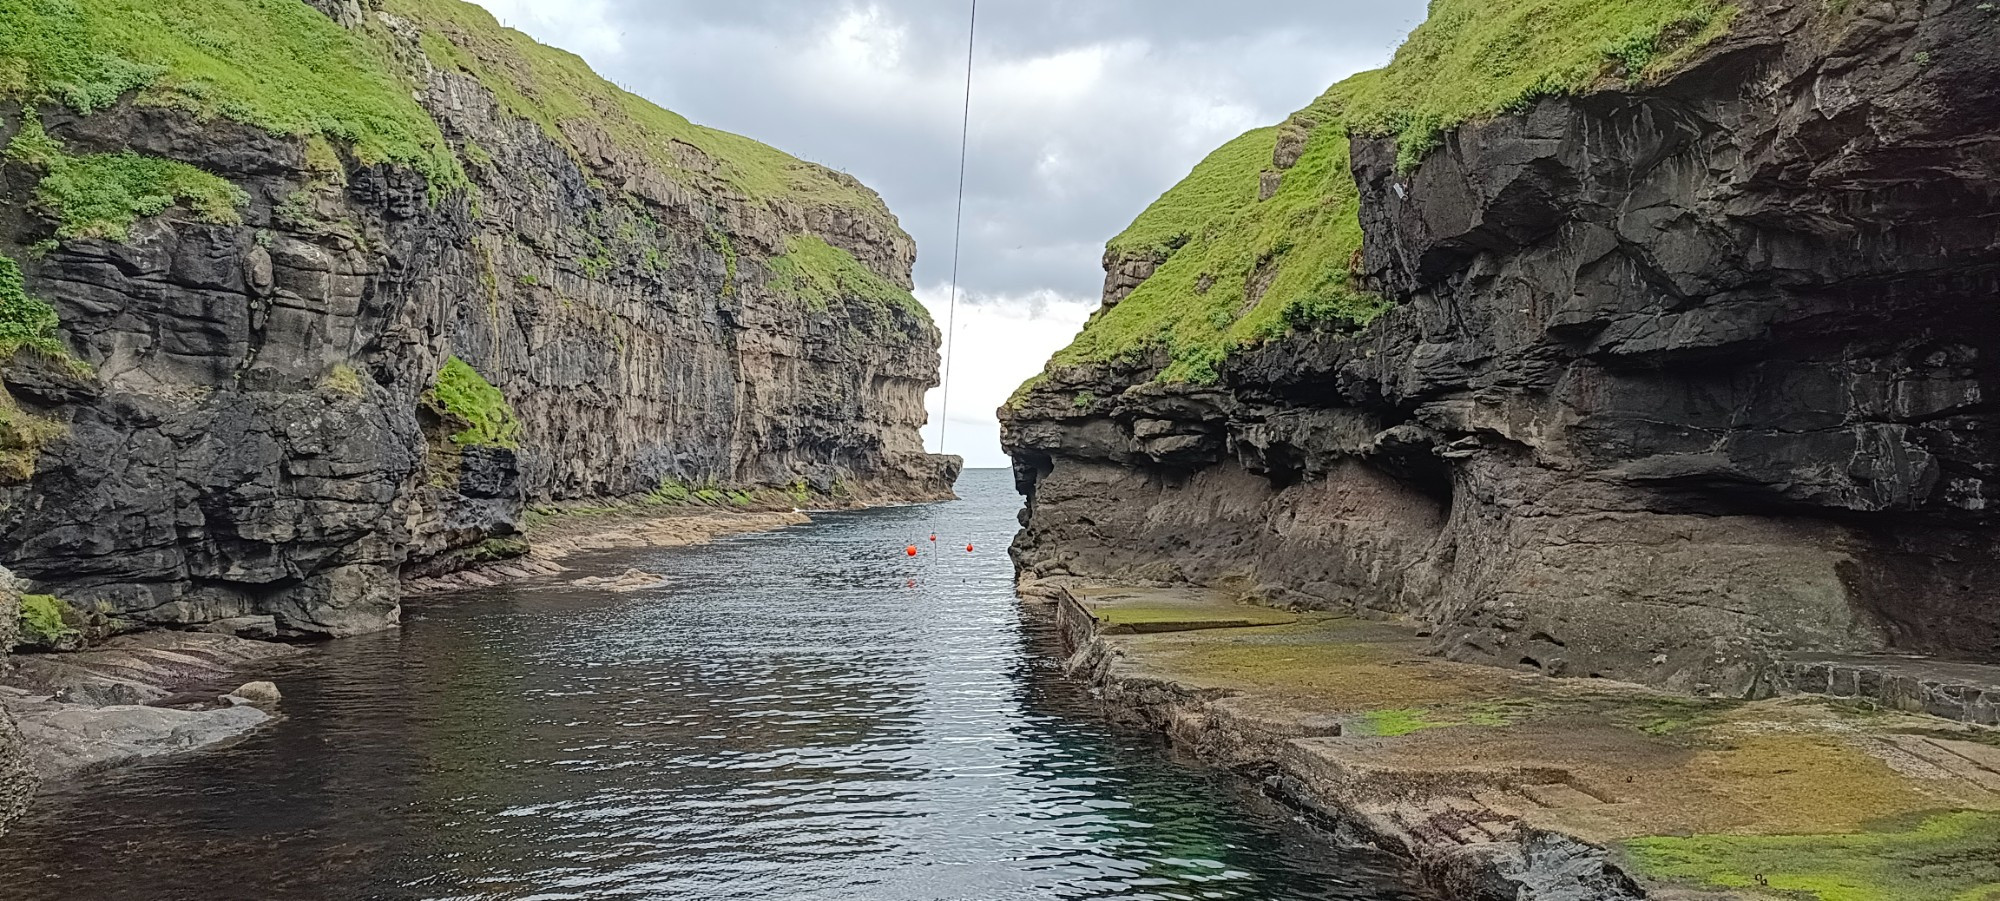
[1626,811,2000,901]
[1356,708,1455,737]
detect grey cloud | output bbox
[504,0,1428,300]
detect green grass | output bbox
[386,0,896,226]
[0,0,462,189]
[16,593,76,648]
[767,235,926,317]
[1626,811,2000,901]
[1020,0,1734,394]
[8,112,245,240]
[430,356,520,449]
[1344,0,1735,171]
[1048,81,1388,384]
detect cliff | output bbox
[1004,0,2000,696]
[0,0,957,640]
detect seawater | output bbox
[0,469,1427,901]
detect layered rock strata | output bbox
[1006,0,2000,695]
[0,0,956,640]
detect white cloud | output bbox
[468,0,626,60]
[915,286,1096,469]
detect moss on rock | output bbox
[1626,811,2000,901]
[429,356,520,449]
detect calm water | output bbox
[0,470,1426,901]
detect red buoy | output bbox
[929,533,937,542]
[906,545,918,557]
[966,544,975,553]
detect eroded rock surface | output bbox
[0,1,956,640]
[1006,0,2000,695]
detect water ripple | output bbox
[0,472,1428,901]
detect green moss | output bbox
[1357,708,1454,737]
[429,356,520,449]
[1344,0,1735,171]
[387,0,890,224]
[786,478,811,506]
[0,0,463,189]
[694,487,722,504]
[1626,811,2000,901]
[8,113,245,240]
[649,478,692,504]
[16,593,77,648]
[767,235,925,317]
[726,490,753,507]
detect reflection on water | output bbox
[0,470,1427,901]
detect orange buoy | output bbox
[966,544,975,553]
[906,545,918,557]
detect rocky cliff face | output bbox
[0,0,956,640]
[1005,0,2000,696]
[0,571,35,834]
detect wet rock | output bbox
[3,697,270,780]
[573,569,670,593]
[224,681,281,707]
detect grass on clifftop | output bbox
[1626,811,2000,901]
[387,0,899,227]
[1345,0,1736,170]
[1053,81,1389,384]
[1027,0,1734,391]
[431,356,520,449]
[768,235,926,318]
[0,0,463,188]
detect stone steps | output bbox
[1769,654,2000,727]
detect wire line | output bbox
[936,0,977,457]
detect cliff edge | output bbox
[0,0,958,640]
[1004,0,2000,696]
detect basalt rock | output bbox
[0,1,956,640]
[1006,0,2000,696]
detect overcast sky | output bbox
[467,0,1429,467]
